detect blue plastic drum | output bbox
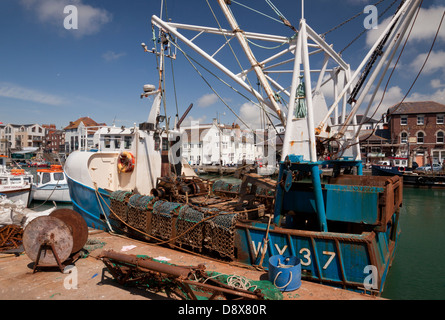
[268,255,301,292]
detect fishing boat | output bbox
[371,157,418,176]
[0,156,33,207]
[31,165,71,203]
[65,0,422,295]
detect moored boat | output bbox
[31,165,71,203]
[64,0,422,296]
[371,157,418,176]
[0,156,33,207]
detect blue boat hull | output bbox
[67,175,113,231]
[235,216,400,293]
[66,159,401,295]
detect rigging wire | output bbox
[339,0,399,54]
[344,2,445,153]
[231,0,283,24]
[170,39,254,132]
[321,0,387,37]
[205,0,284,140]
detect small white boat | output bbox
[0,156,33,207]
[31,165,71,203]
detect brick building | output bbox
[42,124,65,154]
[387,101,445,166]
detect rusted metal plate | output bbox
[50,208,88,253]
[23,216,73,265]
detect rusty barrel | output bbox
[23,208,88,266]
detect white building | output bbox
[0,123,45,155]
[180,119,256,165]
[64,117,105,153]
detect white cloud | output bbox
[102,51,126,62]
[179,115,208,127]
[20,0,112,38]
[407,87,445,105]
[410,50,445,75]
[196,93,218,108]
[0,82,66,106]
[431,79,445,89]
[239,102,264,129]
[366,5,445,47]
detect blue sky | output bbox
[1,0,444,130]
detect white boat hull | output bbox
[31,185,71,203]
[0,187,32,207]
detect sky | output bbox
[0,0,444,131]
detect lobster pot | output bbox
[212,180,230,193]
[151,201,182,241]
[175,205,206,251]
[109,190,133,223]
[204,211,238,259]
[127,195,154,232]
[212,180,242,198]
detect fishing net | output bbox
[80,238,106,258]
[205,271,283,300]
[123,255,283,300]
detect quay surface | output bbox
[0,229,381,301]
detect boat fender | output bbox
[117,152,135,173]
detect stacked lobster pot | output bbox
[109,190,133,228]
[151,200,182,243]
[203,211,238,259]
[127,194,155,232]
[175,204,206,251]
[212,180,243,198]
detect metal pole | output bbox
[300,19,317,162]
[317,0,414,131]
[281,30,302,161]
[217,0,286,127]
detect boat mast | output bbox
[217,0,287,127]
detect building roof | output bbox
[63,117,105,130]
[388,101,445,115]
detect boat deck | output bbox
[0,229,382,301]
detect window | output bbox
[437,131,444,144]
[417,131,424,144]
[42,173,51,184]
[437,114,444,124]
[417,115,424,125]
[54,172,64,181]
[114,136,121,149]
[401,115,407,125]
[104,135,111,148]
[124,136,132,149]
[401,132,408,144]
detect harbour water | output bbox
[382,187,445,300]
[27,170,445,299]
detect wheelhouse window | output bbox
[104,135,111,148]
[54,172,64,181]
[124,136,132,149]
